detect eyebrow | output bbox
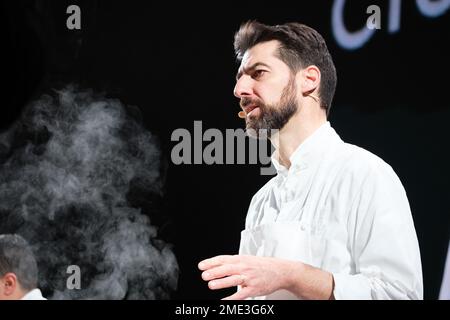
[236,62,271,80]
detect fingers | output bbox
[201,264,241,281]
[208,274,246,290]
[198,255,236,270]
[198,255,252,298]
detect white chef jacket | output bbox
[21,288,47,300]
[239,121,423,300]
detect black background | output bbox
[1,0,449,299]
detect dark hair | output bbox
[0,234,38,290]
[234,20,337,114]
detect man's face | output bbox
[234,40,298,137]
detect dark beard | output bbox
[245,77,298,139]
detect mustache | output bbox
[240,97,264,109]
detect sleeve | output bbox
[332,160,423,300]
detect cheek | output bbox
[254,84,284,106]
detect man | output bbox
[198,21,423,300]
[0,234,46,300]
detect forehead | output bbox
[239,40,283,70]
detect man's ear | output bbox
[2,273,18,296]
[299,65,321,96]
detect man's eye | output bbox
[252,70,266,79]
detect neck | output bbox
[270,106,327,169]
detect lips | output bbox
[243,104,259,115]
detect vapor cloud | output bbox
[0,86,178,299]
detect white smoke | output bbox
[0,86,178,299]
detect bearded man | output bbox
[198,21,423,300]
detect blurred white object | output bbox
[21,289,47,300]
[439,242,450,300]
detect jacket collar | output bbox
[271,121,341,175]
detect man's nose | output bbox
[233,76,254,98]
